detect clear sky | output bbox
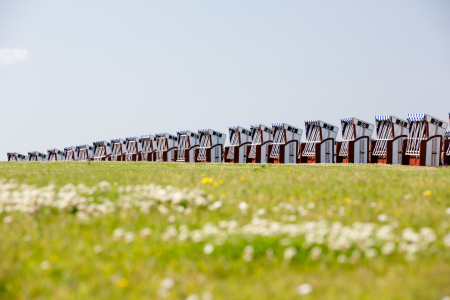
[1,0,449,159]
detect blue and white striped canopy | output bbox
[155,133,166,137]
[407,114,426,121]
[93,140,106,144]
[64,146,75,150]
[141,134,153,139]
[176,130,188,134]
[110,138,123,142]
[375,115,391,121]
[228,126,239,130]
[76,144,89,147]
[304,120,319,125]
[198,128,209,133]
[250,124,260,128]
[272,123,284,127]
[125,136,138,140]
[446,130,450,137]
[340,117,353,122]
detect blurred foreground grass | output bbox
[0,161,450,300]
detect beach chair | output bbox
[110,138,126,161]
[268,123,302,164]
[336,117,374,164]
[28,151,47,161]
[93,141,111,161]
[224,126,251,163]
[401,114,448,166]
[370,115,408,164]
[299,120,338,164]
[155,133,178,162]
[175,130,199,162]
[63,146,77,161]
[140,134,156,161]
[196,129,226,163]
[7,152,27,161]
[125,137,142,161]
[247,124,273,164]
[76,145,93,161]
[47,149,64,161]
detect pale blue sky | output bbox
[1,0,449,159]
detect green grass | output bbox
[1,162,450,300]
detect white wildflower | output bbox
[443,234,450,248]
[297,283,313,295]
[446,208,450,215]
[377,214,388,222]
[284,247,297,261]
[307,203,315,209]
[124,231,134,243]
[201,291,214,300]
[310,246,322,260]
[208,201,222,211]
[238,202,248,211]
[203,243,214,255]
[94,245,102,253]
[22,234,31,242]
[160,277,174,290]
[40,261,51,270]
[243,245,254,262]
[98,181,111,192]
[337,254,347,263]
[3,215,13,223]
[365,248,378,258]
[113,228,125,240]
[381,242,395,255]
[140,228,152,238]
[257,208,266,215]
[168,215,176,223]
[186,295,199,300]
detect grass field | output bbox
[1,162,450,300]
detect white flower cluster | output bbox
[0,179,210,220]
[160,217,437,260]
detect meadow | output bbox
[1,161,450,300]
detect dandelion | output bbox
[202,177,213,184]
[243,245,254,262]
[94,245,103,253]
[310,246,322,260]
[297,283,313,295]
[240,177,246,182]
[116,278,128,288]
[423,190,432,196]
[284,247,297,261]
[3,216,13,223]
[40,261,51,270]
[140,228,152,238]
[203,243,214,255]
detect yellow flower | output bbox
[202,177,213,184]
[288,196,294,202]
[345,197,351,203]
[423,190,432,196]
[116,278,128,288]
[241,177,246,182]
[213,182,218,187]
[219,180,223,185]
